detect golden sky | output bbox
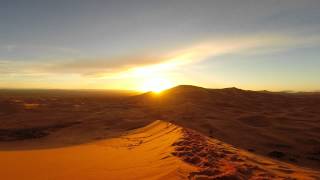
[1,0,320,91]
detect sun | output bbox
[139,78,173,93]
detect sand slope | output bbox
[1,120,319,180]
[0,120,195,180]
[133,85,320,169]
[173,127,320,180]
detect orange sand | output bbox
[0,121,195,180]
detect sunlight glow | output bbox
[139,77,173,93]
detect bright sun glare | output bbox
[139,78,173,93]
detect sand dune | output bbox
[132,85,320,169]
[0,121,195,180]
[0,120,319,180]
[172,125,320,179]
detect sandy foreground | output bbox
[0,121,195,180]
[0,120,319,180]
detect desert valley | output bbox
[0,85,319,179]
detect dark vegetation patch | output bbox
[268,151,286,158]
[289,158,297,162]
[0,128,48,141]
[0,121,80,141]
[267,143,292,149]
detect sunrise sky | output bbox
[1,0,320,91]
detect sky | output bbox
[0,0,320,91]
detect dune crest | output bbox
[1,120,319,180]
[0,120,195,180]
[172,127,320,180]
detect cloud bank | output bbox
[1,34,319,79]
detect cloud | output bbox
[45,54,171,76]
[1,33,319,79]
[115,33,320,79]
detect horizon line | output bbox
[0,85,319,93]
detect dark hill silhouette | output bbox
[130,85,320,169]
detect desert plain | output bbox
[0,85,320,179]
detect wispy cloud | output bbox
[1,33,319,79]
[108,33,320,79]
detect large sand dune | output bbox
[0,120,319,180]
[0,121,195,180]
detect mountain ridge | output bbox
[129,85,320,170]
